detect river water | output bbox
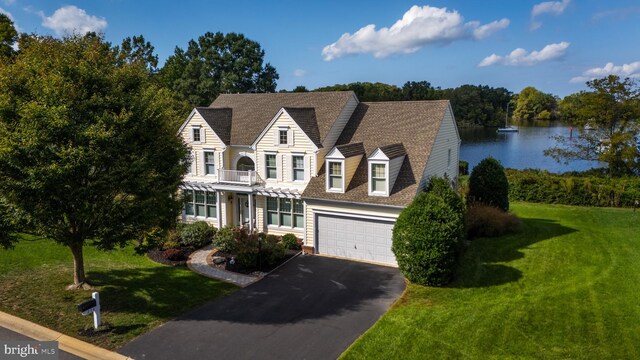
[459,123,605,173]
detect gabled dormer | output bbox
[325,143,365,193]
[367,143,406,197]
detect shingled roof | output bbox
[282,107,322,147]
[334,142,365,158]
[209,92,355,145]
[302,100,450,207]
[195,107,233,145]
[375,143,406,159]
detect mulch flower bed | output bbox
[207,249,300,275]
[147,247,196,266]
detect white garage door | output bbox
[316,214,397,266]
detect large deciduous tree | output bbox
[513,86,558,121]
[159,32,279,107]
[0,34,189,289]
[545,75,640,176]
[0,13,18,59]
[117,35,159,73]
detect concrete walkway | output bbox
[187,245,260,287]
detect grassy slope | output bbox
[343,202,640,359]
[0,235,236,349]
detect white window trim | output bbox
[326,159,345,193]
[264,152,278,180]
[185,190,218,220]
[203,149,216,176]
[368,160,389,196]
[278,128,288,146]
[265,197,304,229]
[291,153,305,182]
[191,125,202,144]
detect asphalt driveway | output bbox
[119,255,405,360]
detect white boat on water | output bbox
[497,102,518,133]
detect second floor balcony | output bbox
[217,169,260,185]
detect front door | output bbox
[237,194,250,226]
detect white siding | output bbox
[419,106,460,191]
[179,112,226,182]
[255,111,317,192]
[388,155,405,193]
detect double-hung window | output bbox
[266,197,304,228]
[292,155,304,181]
[192,127,201,142]
[204,151,215,175]
[371,163,387,193]
[328,162,343,190]
[279,130,288,145]
[184,190,217,219]
[265,154,277,179]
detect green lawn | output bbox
[342,202,640,359]
[0,236,235,349]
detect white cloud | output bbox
[570,61,640,83]
[40,5,107,36]
[532,0,571,17]
[531,0,570,30]
[293,69,306,77]
[479,41,570,67]
[322,5,509,61]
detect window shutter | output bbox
[276,153,283,182]
[288,129,294,147]
[200,150,207,175]
[273,129,279,146]
[190,151,196,174]
[202,128,206,143]
[304,154,311,182]
[189,127,194,142]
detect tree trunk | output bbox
[67,243,91,290]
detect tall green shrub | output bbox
[180,221,216,248]
[392,180,465,286]
[468,157,509,211]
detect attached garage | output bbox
[315,213,397,266]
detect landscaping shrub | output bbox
[258,232,267,241]
[281,233,300,250]
[161,230,182,250]
[260,240,285,266]
[180,221,216,248]
[459,160,469,176]
[235,232,285,269]
[506,169,640,207]
[392,182,465,286]
[468,157,509,211]
[426,177,465,216]
[265,234,280,244]
[465,205,521,239]
[213,226,238,254]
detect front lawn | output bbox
[342,202,640,359]
[0,235,235,349]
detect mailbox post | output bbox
[77,292,101,329]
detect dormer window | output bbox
[371,163,387,193]
[328,161,343,191]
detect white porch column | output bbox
[248,193,254,232]
[216,191,222,226]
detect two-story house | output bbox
[177,91,460,266]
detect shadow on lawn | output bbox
[86,266,235,319]
[450,218,577,288]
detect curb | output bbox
[0,311,133,360]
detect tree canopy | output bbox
[116,35,159,73]
[159,32,279,107]
[513,86,558,121]
[545,75,640,176]
[0,13,18,59]
[0,34,189,288]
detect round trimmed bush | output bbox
[281,233,300,250]
[213,226,238,254]
[180,221,216,248]
[468,157,509,211]
[392,186,464,286]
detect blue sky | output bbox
[2,0,639,97]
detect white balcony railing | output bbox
[217,169,258,185]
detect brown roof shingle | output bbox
[334,142,365,158]
[376,143,406,159]
[302,100,449,207]
[196,107,232,145]
[209,92,355,145]
[282,107,322,147]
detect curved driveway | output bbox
[119,255,405,360]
